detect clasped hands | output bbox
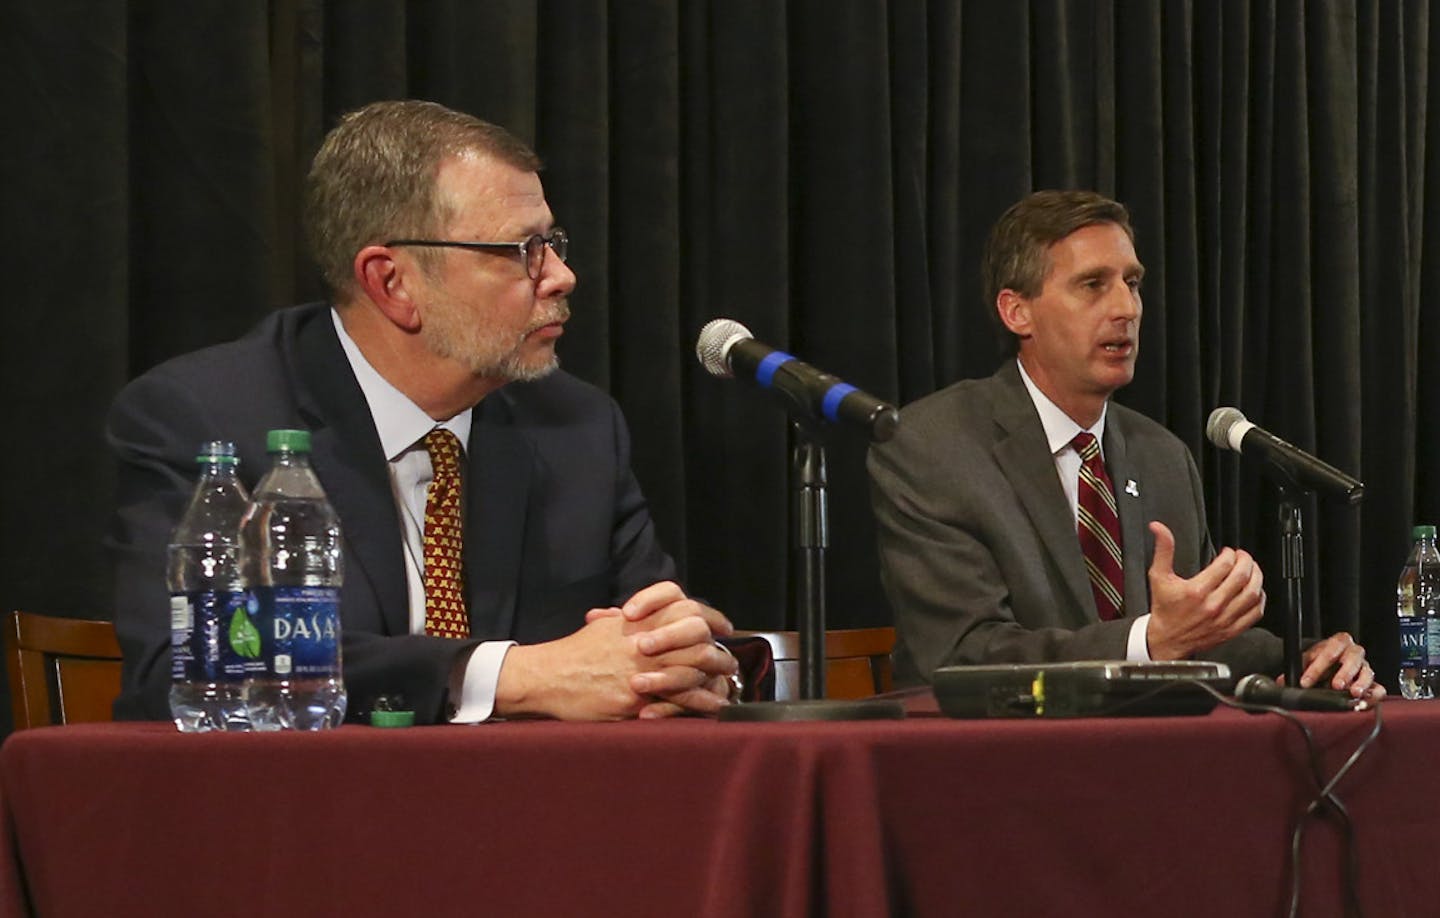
[1144,521,1384,704]
[494,581,738,721]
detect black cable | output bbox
[1303,702,1382,918]
[1025,673,1382,915]
[1195,683,1383,918]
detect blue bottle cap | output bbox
[195,441,239,465]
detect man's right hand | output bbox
[492,585,736,720]
[1145,521,1266,661]
[492,616,665,720]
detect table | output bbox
[2,696,1434,917]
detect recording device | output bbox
[1233,673,1366,712]
[1205,407,1364,503]
[695,318,899,442]
[932,660,1233,718]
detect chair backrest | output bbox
[737,627,895,701]
[5,611,123,730]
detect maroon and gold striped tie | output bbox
[1072,432,1124,621]
[422,429,469,639]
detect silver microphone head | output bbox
[1232,672,1270,702]
[1206,406,1248,452]
[695,318,753,378]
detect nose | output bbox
[1111,283,1141,322]
[536,247,577,298]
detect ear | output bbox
[354,245,424,332]
[996,289,1033,339]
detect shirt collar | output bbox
[1016,359,1108,457]
[331,308,472,460]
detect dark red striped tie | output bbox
[1072,432,1124,620]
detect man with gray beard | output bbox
[109,100,738,725]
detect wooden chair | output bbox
[737,627,895,701]
[5,611,123,730]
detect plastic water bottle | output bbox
[240,429,347,729]
[168,441,254,731]
[1397,524,1440,700]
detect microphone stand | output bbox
[1277,485,1305,688]
[719,419,904,722]
[793,424,828,699]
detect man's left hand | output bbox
[1294,631,1386,703]
[585,581,737,718]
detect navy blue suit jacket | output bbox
[108,303,676,723]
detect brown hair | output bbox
[304,99,542,299]
[981,190,1134,355]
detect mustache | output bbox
[528,299,570,331]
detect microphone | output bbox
[1233,673,1363,712]
[1205,407,1364,504]
[695,318,899,442]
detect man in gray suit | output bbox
[869,190,1381,701]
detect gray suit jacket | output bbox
[868,360,1280,684]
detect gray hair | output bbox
[304,99,542,299]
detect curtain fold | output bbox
[2,2,130,633]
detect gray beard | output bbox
[491,350,560,383]
[421,300,568,383]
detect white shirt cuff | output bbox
[1126,615,1153,662]
[448,640,516,723]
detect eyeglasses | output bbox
[385,227,569,280]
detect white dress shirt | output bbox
[1016,360,1152,661]
[332,309,511,722]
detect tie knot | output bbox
[1071,432,1100,461]
[425,428,464,470]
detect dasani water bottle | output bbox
[240,429,347,729]
[1396,524,1440,700]
[168,441,253,731]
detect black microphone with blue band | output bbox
[695,318,899,442]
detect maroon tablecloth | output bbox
[1,699,1434,917]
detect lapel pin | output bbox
[1125,480,1139,498]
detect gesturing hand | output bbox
[1144,521,1266,661]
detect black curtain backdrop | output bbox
[3,1,1436,737]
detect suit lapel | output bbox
[990,363,1095,619]
[1102,416,1152,620]
[288,310,409,636]
[464,390,532,640]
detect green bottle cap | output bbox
[266,429,312,453]
[1415,525,1437,540]
[370,710,415,728]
